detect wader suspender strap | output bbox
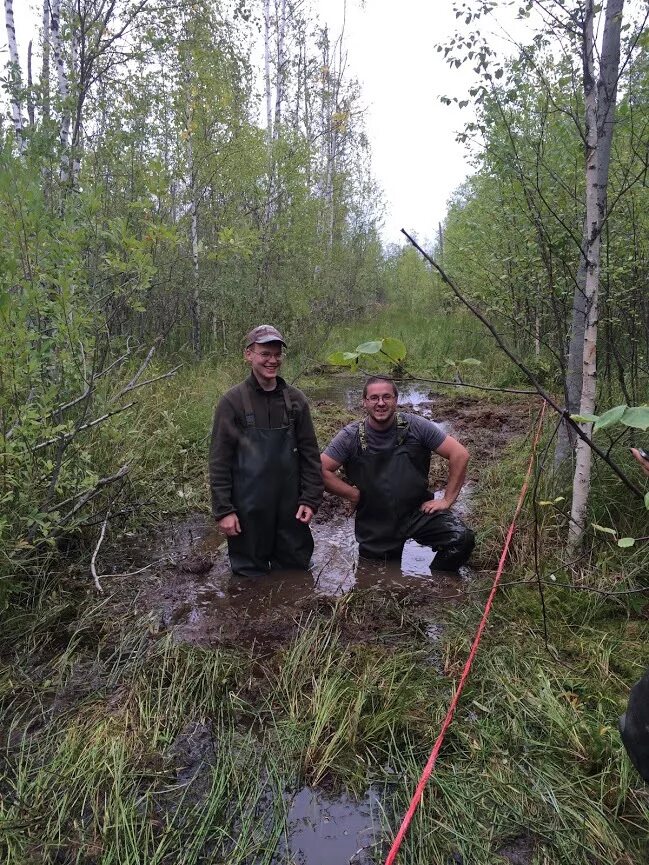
[241,384,256,428]
[281,388,295,430]
[240,383,295,429]
[358,413,409,453]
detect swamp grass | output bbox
[3,559,649,863]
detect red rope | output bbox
[384,401,547,865]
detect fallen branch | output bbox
[119,364,182,396]
[91,512,110,592]
[32,403,135,452]
[117,338,161,398]
[401,228,643,500]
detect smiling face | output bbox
[362,380,398,428]
[245,341,284,388]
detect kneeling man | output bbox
[321,376,474,571]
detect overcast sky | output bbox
[312,0,479,246]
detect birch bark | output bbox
[4,0,25,153]
[50,0,70,178]
[556,0,625,470]
[568,0,624,550]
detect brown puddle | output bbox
[142,506,469,650]
[272,786,382,865]
[138,384,536,651]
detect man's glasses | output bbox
[365,393,396,404]
[249,349,285,361]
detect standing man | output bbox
[209,325,323,577]
[321,376,474,572]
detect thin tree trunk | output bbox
[263,0,273,145]
[273,0,287,136]
[50,0,70,179]
[4,0,25,153]
[556,0,624,470]
[568,0,624,551]
[41,0,50,122]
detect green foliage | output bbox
[571,405,649,432]
[327,335,407,370]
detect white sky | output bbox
[312,0,537,246]
[313,0,479,246]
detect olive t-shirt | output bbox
[323,412,446,464]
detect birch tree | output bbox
[568,0,625,550]
[4,0,25,153]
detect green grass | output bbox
[3,564,649,864]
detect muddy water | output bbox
[304,377,438,417]
[273,786,382,865]
[143,379,474,648]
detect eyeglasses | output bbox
[249,349,285,361]
[365,393,396,404]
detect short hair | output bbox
[362,375,399,399]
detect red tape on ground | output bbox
[384,400,547,865]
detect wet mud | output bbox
[138,382,534,654]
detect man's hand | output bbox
[420,497,453,515]
[296,505,315,524]
[631,448,649,478]
[217,513,241,536]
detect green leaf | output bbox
[355,340,383,355]
[327,351,359,366]
[570,413,599,424]
[460,357,482,365]
[380,337,407,362]
[645,492,649,511]
[621,406,649,431]
[592,524,617,536]
[617,537,636,548]
[593,404,626,431]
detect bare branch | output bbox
[401,228,643,500]
[33,403,135,451]
[91,512,109,592]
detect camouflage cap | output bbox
[244,324,287,348]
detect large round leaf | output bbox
[593,404,626,431]
[355,340,383,354]
[380,337,407,362]
[327,351,359,366]
[621,406,649,431]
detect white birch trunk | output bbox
[568,0,599,551]
[50,0,70,178]
[4,0,25,153]
[263,0,273,145]
[555,0,625,470]
[41,0,50,121]
[273,0,287,137]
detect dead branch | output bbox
[119,364,183,396]
[32,403,135,452]
[118,338,161,397]
[91,512,110,592]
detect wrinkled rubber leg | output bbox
[405,509,475,572]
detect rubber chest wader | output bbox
[227,384,314,577]
[345,414,431,558]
